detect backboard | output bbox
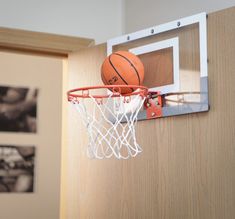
[107,12,209,120]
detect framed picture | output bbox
[0,145,35,193]
[0,85,38,133]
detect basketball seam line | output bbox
[113,52,141,85]
[108,55,134,92]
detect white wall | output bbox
[0,1,234,45]
[0,0,125,44]
[125,0,235,33]
[0,52,63,219]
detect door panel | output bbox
[63,7,235,219]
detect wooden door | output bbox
[62,7,235,219]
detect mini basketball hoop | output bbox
[67,84,206,159]
[67,85,148,159]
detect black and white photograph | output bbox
[0,145,35,193]
[0,85,38,132]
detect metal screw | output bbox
[151,29,154,34]
[127,35,130,40]
[151,112,156,117]
[147,102,151,107]
[177,21,181,27]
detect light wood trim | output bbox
[0,27,94,57]
[60,59,69,219]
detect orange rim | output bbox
[67,85,148,101]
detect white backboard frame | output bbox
[107,12,208,79]
[106,12,209,121]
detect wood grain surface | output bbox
[62,7,235,219]
[139,47,174,88]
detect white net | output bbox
[70,91,146,159]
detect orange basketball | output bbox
[101,51,144,94]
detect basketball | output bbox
[101,51,144,94]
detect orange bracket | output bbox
[145,92,163,119]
